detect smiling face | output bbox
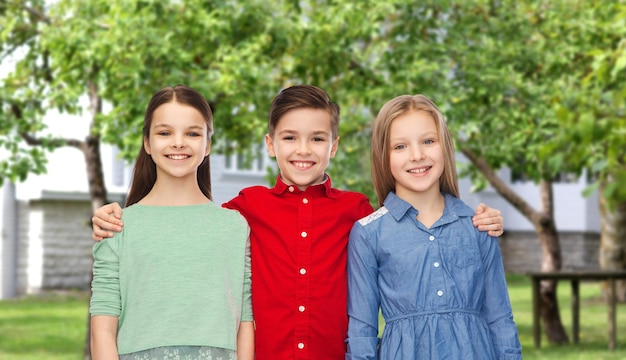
[144,101,211,182]
[265,108,339,191]
[389,110,444,200]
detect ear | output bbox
[265,133,276,157]
[143,136,151,155]
[329,136,340,159]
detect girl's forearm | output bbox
[91,315,119,360]
[236,320,255,360]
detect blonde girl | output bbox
[345,94,521,359]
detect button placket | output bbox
[295,192,312,356]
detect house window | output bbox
[112,147,126,187]
[223,143,271,175]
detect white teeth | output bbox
[293,161,312,168]
[168,155,188,160]
[409,167,428,174]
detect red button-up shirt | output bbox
[223,175,374,359]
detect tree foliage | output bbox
[2,0,623,202]
[546,1,626,204]
[1,0,296,188]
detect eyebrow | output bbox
[391,131,438,139]
[277,129,330,136]
[152,123,205,131]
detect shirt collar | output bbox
[271,174,336,198]
[383,192,474,224]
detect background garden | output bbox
[1,0,625,358]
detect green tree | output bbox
[548,2,626,299]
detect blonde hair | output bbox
[370,94,459,207]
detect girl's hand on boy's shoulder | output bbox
[92,202,124,241]
[472,203,504,237]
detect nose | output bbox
[171,134,186,149]
[296,139,311,155]
[409,146,424,162]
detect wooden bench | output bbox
[526,270,626,350]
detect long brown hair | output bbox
[371,94,459,207]
[125,85,214,206]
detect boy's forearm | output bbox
[236,321,255,360]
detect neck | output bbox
[139,176,210,206]
[281,173,327,191]
[397,186,443,210]
[396,187,445,228]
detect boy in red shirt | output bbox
[92,85,504,359]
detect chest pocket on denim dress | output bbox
[443,236,479,267]
[442,236,482,294]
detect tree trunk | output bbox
[82,133,107,360]
[460,148,570,344]
[535,186,569,344]
[598,179,626,302]
[83,79,107,360]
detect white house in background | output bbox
[0,109,602,299]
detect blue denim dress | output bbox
[346,192,522,359]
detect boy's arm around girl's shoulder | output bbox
[344,190,375,219]
[360,195,376,218]
[221,185,269,217]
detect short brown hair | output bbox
[370,94,459,207]
[268,85,340,139]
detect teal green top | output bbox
[89,202,252,355]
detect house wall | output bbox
[209,155,269,206]
[15,198,94,294]
[1,183,18,298]
[457,156,601,233]
[499,231,600,274]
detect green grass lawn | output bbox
[507,274,626,360]
[1,276,626,359]
[0,290,89,360]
